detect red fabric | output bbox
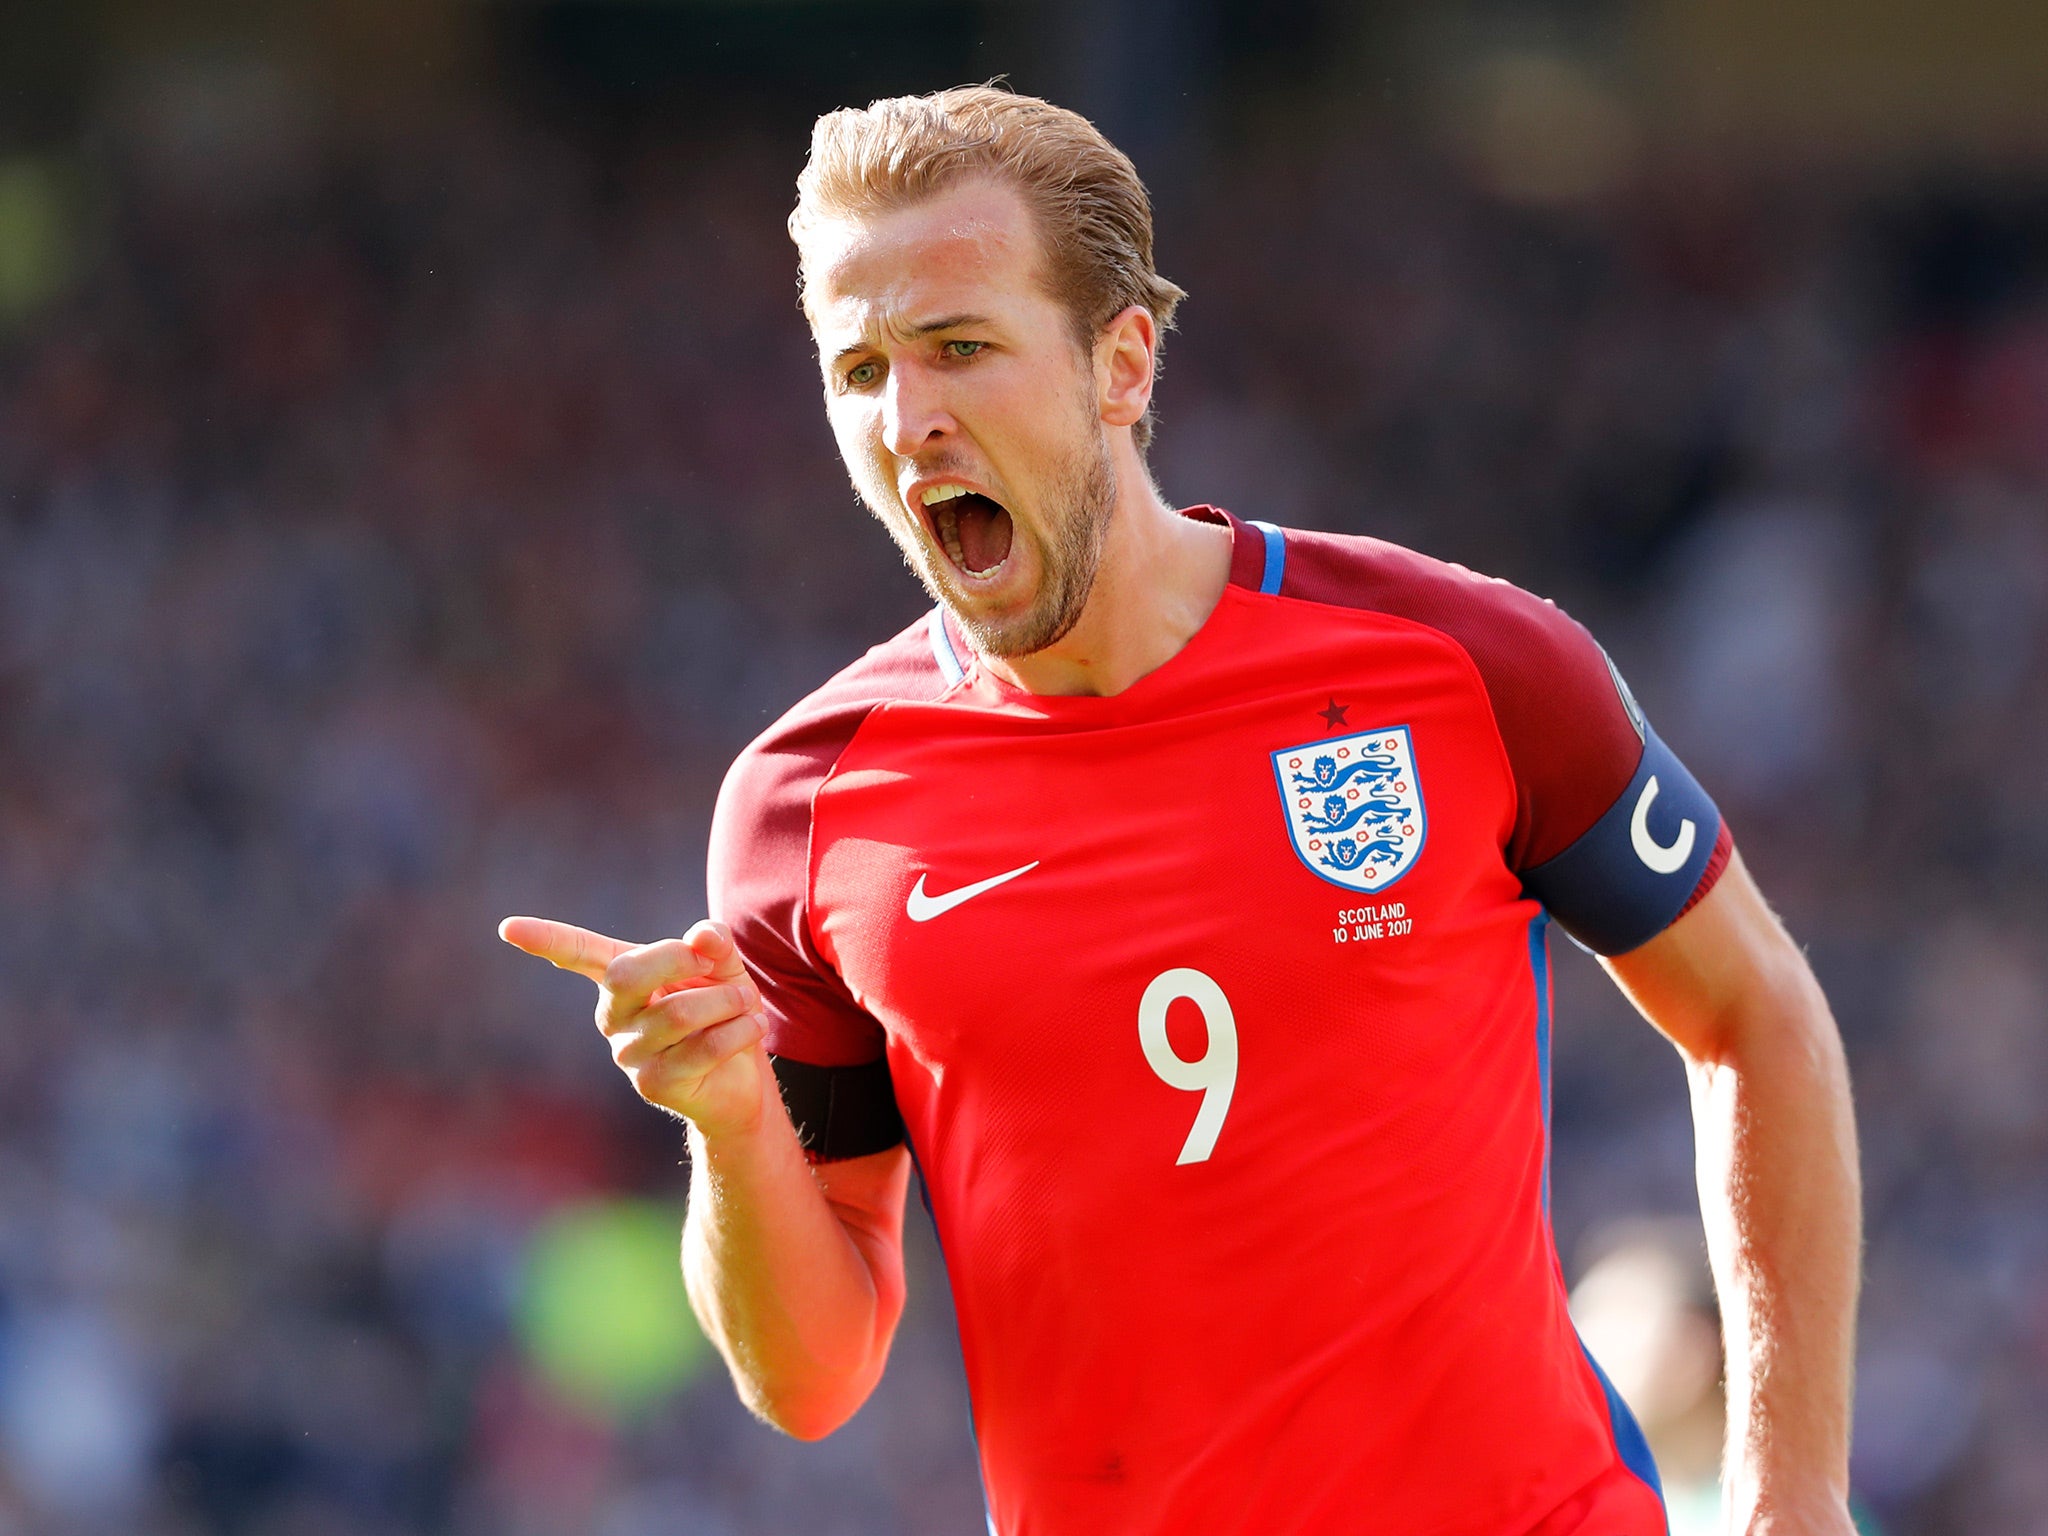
[706,622,953,1068]
[1263,516,1647,871]
[712,513,1680,1533]
[1679,820,1735,924]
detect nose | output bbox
[880,361,955,458]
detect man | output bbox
[501,87,1860,1536]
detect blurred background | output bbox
[1,0,2044,1532]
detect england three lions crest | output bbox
[1271,726,1428,893]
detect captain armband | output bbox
[769,1055,906,1161]
[1521,726,1726,956]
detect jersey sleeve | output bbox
[708,700,906,1161]
[1458,590,1731,955]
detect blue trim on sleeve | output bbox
[926,604,965,685]
[1520,725,1720,956]
[1249,519,1286,594]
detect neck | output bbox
[979,439,1233,698]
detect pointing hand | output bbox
[499,915,769,1140]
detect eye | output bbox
[844,359,882,389]
[942,340,985,359]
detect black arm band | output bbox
[769,1055,905,1161]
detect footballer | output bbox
[503,87,1860,1536]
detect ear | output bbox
[1094,305,1157,430]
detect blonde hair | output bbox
[790,85,1186,451]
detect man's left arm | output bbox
[1602,848,1861,1536]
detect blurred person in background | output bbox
[504,84,1860,1536]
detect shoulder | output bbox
[712,612,956,846]
[732,611,958,771]
[708,609,954,944]
[1270,525,1646,871]
[1256,522,1728,950]
[708,612,954,1076]
[1275,527,1611,693]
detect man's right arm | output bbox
[685,1116,911,1439]
[499,915,909,1438]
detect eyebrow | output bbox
[832,313,993,365]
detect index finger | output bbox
[498,916,636,982]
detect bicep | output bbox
[1599,847,1830,1067]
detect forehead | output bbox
[802,178,1053,345]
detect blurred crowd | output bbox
[0,83,2044,1536]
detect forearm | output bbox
[681,1064,910,1439]
[497,917,908,1437]
[1688,961,1860,1529]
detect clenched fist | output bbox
[499,915,770,1142]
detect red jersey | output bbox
[709,508,1730,1536]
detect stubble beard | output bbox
[865,416,1119,661]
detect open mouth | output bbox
[920,484,1014,579]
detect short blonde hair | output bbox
[791,85,1186,451]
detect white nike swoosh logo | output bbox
[906,861,1040,922]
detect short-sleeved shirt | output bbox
[709,508,1729,1536]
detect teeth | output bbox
[921,484,971,506]
[937,503,967,568]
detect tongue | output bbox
[955,494,1013,573]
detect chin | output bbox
[952,612,1042,659]
[949,585,1088,659]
